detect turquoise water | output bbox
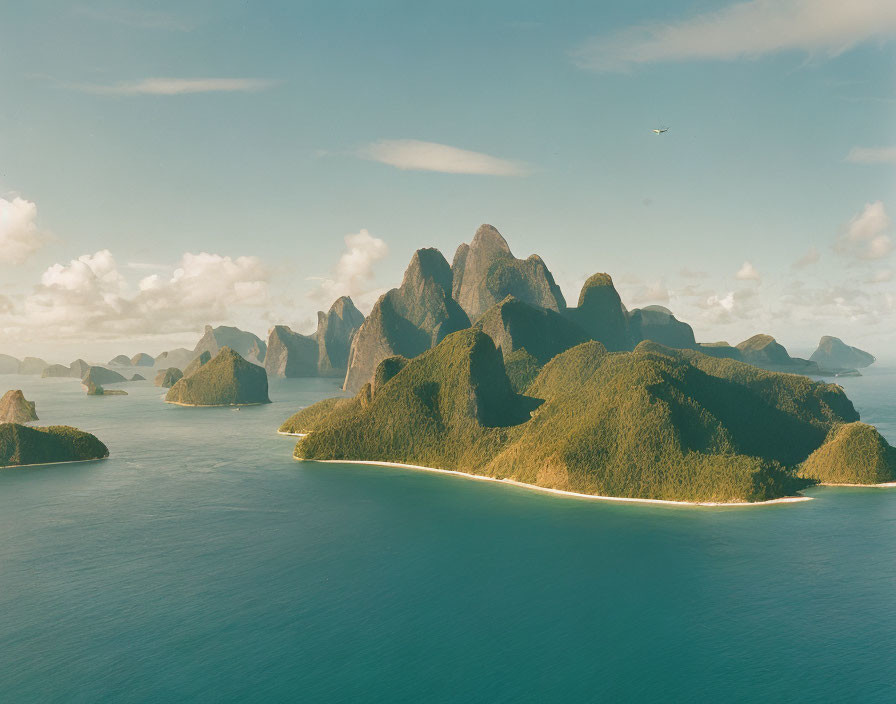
[1,369,895,703]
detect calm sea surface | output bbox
[0,368,894,703]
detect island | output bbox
[282,328,896,504]
[810,336,876,370]
[165,347,270,406]
[0,423,109,468]
[0,390,38,423]
[155,367,183,388]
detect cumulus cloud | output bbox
[77,78,278,95]
[0,196,46,264]
[845,146,896,164]
[360,139,530,176]
[698,288,761,324]
[572,0,896,72]
[735,261,761,281]
[792,246,820,269]
[836,201,893,260]
[2,250,269,340]
[310,229,388,305]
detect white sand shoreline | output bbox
[165,400,270,407]
[295,457,812,508]
[277,431,307,437]
[0,456,109,470]
[819,481,896,488]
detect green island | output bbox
[281,328,896,504]
[166,346,270,406]
[0,423,109,468]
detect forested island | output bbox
[0,423,109,468]
[283,329,895,503]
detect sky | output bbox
[1,0,895,361]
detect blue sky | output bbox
[1,0,894,360]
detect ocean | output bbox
[0,368,894,702]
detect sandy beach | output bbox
[820,481,896,488]
[295,457,813,507]
[0,457,109,470]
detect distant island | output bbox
[165,347,270,406]
[0,423,109,468]
[0,390,38,424]
[282,326,894,504]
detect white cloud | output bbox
[0,196,46,264]
[735,261,761,281]
[792,246,820,269]
[78,78,278,95]
[310,229,388,305]
[836,201,892,260]
[2,250,269,340]
[846,146,896,164]
[360,139,530,176]
[572,0,896,71]
[698,288,761,324]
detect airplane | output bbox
[652,127,669,134]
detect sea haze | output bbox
[0,370,894,702]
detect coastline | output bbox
[819,481,896,488]
[0,456,109,470]
[295,457,812,508]
[164,400,270,407]
[277,431,307,437]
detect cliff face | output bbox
[193,325,267,363]
[628,306,697,350]
[69,359,91,378]
[451,224,566,321]
[810,336,876,370]
[166,347,270,406]
[317,296,365,377]
[264,326,319,378]
[564,273,632,352]
[154,368,184,388]
[343,248,470,392]
[0,390,38,423]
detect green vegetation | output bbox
[166,347,270,406]
[183,351,212,378]
[155,367,183,388]
[628,306,696,350]
[343,248,469,391]
[799,422,896,484]
[288,330,873,503]
[0,423,108,467]
[565,273,631,351]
